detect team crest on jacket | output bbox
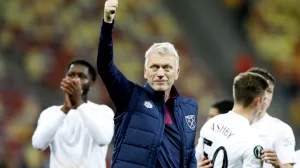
[185,115,196,130]
[144,101,153,109]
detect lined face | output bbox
[144,53,179,91]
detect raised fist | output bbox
[104,0,118,23]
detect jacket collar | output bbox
[144,82,179,101]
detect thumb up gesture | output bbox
[104,0,118,23]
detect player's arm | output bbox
[195,136,204,163]
[32,78,78,151]
[63,78,115,146]
[195,136,212,168]
[32,106,67,151]
[195,119,211,163]
[272,124,296,168]
[196,123,213,168]
[97,0,134,113]
[77,104,114,146]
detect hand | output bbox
[261,149,282,168]
[198,156,213,168]
[61,93,72,114]
[60,77,84,108]
[104,0,118,23]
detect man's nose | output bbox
[157,68,165,78]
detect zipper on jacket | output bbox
[174,99,186,167]
[150,102,165,167]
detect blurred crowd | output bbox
[0,0,217,167]
[246,0,300,127]
[1,0,299,167]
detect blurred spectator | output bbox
[234,54,254,73]
[246,0,300,148]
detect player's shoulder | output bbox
[200,117,215,132]
[201,114,226,131]
[210,113,235,126]
[88,101,115,117]
[211,113,227,121]
[39,105,63,118]
[268,115,293,132]
[88,101,112,110]
[42,105,61,113]
[204,114,222,125]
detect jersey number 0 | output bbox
[203,138,228,168]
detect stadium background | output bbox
[0,0,299,167]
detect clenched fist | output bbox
[104,0,118,23]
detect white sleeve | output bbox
[77,103,114,146]
[32,106,66,151]
[195,134,204,163]
[195,121,211,163]
[242,145,263,168]
[294,151,300,168]
[274,124,296,165]
[295,150,300,163]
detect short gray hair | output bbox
[144,42,180,68]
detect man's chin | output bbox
[153,86,167,92]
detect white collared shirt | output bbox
[32,101,114,168]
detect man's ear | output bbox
[144,68,148,79]
[253,96,260,106]
[174,68,180,80]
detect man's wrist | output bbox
[61,105,71,114]
[104,18,113,24]
[102,19,114,26]
[275,163,283,168]
[74,99,85,109]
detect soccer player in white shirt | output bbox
[248,67,296,168]
[32,59,114,168]
[196,72,268,168]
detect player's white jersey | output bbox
[251,113,296,167]
[294,150,300,168]
[196,111,264,168]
